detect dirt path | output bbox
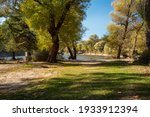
[0,63,57,91]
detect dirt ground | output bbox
[0,63,57,91]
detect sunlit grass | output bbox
[0,61,150,100]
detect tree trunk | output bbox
[67,46,77,60]
[47,35,59,63]
[73,43,77,60]
[139,25,150,64]
[131,23,144,58]
[117,45,122,59]
[131,33,138,58]
[67,46,74,59]
[12,51,16,60]
[146,25,150,50]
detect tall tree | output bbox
[143,0,150,50]
[59,6,86,60]
[0,0,37,54]
[21,0,90,63]
[86,34,99,54]
[137,0,150,64]
[131,22,144,58]
[107,24,124,57]
[111,0,137,58]
[94,35,107,53]
[137,0,150,50]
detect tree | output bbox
[137,0,150,64]
[143,0,150,50]
[86,34,99,54]
[77,41,86,53]
[59,7,86,60]
[111,0,137,58]
[107,22,146,58]
[107,24,124,57]
[0,25,5,51]
[130,22,144,58]
[0,0,37,60]
[21,0,90,63]
[0,22,18,59]
[94,35,107,53]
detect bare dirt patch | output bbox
[0,63,57,91]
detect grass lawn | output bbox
[0,61,150,100]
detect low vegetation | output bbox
[0,61,150,100]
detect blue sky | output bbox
[0,17,5,24]
[82,0,114,40]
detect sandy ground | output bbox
[0,63,57,91]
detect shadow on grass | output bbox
[0,70,150,100]
[56,61,132,68]
[0,61,149,100]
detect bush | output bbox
[32,50,49,61]
[138,49,150,65]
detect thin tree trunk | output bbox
[73,46,77,59]
[67,46,74,59]
[12,51,16,60]
[72,43,77,60]
[146,25,150,50]
[117,45,122,59]
[117,0,133,59]
[47,35,59,63]
[131,23,144,58]
[131,35,138,58]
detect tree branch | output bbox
[33,0,43,6]
[56,0,76,32]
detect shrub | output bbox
[138,49,150,65]
[32,50,49,61]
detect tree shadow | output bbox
[56,61,132,68]
[0,70,150,100]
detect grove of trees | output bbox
[0,0,150,64]
[78,0,150,65]
[0,0,90,62]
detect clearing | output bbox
[0,60,150,100]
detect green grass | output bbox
[0,61,150,100]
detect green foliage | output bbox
[85,34,99,53]
[94,35,107,53]
[1,18,37,53]
[94,40,106,53]
[0,0,37,53]
[107,24,123,51]
[0,25,5,51]
[105,0,147,58]
[21,0,89,37]
[76,34,110,54]
[21,0,90,62]
[0,22,19,52]
[106,22,146,57]
[36,30,52,51]
[6,38,18,52]
[77,42,85,52]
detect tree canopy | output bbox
[21,0,90,62]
